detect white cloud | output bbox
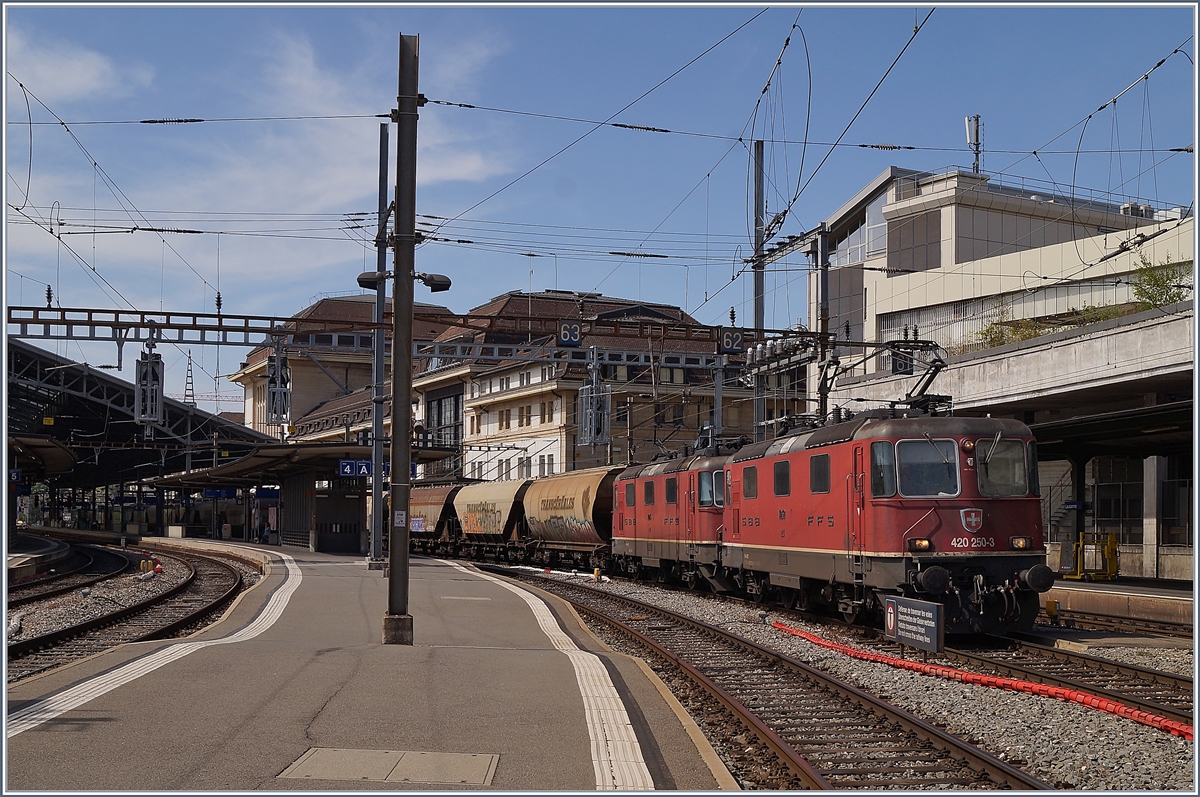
[5,26,153,104]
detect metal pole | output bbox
[384,32,418,645]
[752,140,765,442]
[369,123,388,566]
[713,355,724,443]
[816,223,830,420]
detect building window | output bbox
[539,455,546,477]
[1162,453,1192,546]
[887,208,942,277]
[547,454,554,474]
[1092,456,1144,545]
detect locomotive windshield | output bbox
[698,471,724,506]
[896,438,960,497]
[976,438,1030,497]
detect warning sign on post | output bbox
[883,595,944,654]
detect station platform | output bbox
[6,532,72,583]
[5,541,737,791]
[1043,575,1194,626]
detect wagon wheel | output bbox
[779,588,797,610]
[841,606,860,625]
[751,575,770,604]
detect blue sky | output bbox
[4,3,1196,409]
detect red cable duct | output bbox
[772,621,1193,741]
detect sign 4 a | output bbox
[338,459,373,477]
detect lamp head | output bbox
[356,270,391,290]
[416,272,452,293]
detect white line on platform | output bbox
[7,552,304,738]
[449,561,655,791]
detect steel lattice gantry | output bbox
[7,338,276,489]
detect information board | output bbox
[883,595,944,654]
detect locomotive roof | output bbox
[616,451,729,479]
[730,415,1032,463]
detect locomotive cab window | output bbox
[976,437,1029,497]
[774,460,791,496]
[897,438,959,497]
[625,482,635,507]
[809,454,830,494]
[1027,442,1041,497]
[870,441,897,497]
[714,471,725,506]
[698,471,714,506]
[643,481,655,506]
[743,466,758,499]
[665,477,678,504]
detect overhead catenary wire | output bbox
[422,8,769,243]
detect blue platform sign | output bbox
[339,459,373,477]
[202,488,237,499]
[883,595,944,654]
[8,469,22,484]
[1063,500,1084,511]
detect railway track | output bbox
[7,551,242,684]
[851,635,1194,729]
[488,565,1047,790]
[1038,609,1193,639]
[8,545,134,607]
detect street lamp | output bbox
[355,265,451,574]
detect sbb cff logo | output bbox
[960,508,983,532]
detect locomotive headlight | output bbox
[1010,536,1032,550]
[960,439,976,452]
[907,537,932,552]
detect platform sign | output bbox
[339,459,373,477]
[8,469,21,484]
[557,319,583,347]
[883,595,944,654]
[1063,500,1084,511]
[202,488,237,499]
[717,326,744,354]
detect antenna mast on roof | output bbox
[965,114,983,173]
[184,351,196,406]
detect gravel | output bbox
[7,549,263,643]
[1085,645,1194,677]
[8,553,191,642]
[528,568,1195,791]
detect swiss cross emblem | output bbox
[960,508,983,532]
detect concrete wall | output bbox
[831,302,1193,411]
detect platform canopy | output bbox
[7,338,275,489]
[148,440,455,490]
[1031,400,1193,461]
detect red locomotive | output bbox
[612,412,1054,634]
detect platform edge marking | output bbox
[7,553,303,738]
[446,561,655,790]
